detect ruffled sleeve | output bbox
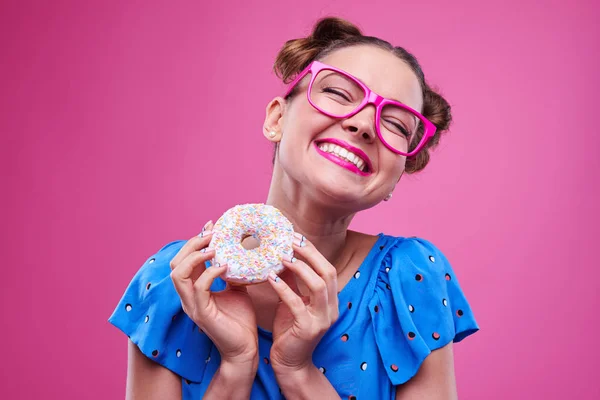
[108,240,226,383]
[369,237,479,385]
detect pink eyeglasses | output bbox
[284,60,436,157]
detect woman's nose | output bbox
[342,105,377,143]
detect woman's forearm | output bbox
[275,364,341,400]
[204,359,258,400]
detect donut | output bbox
[208,204,294,284]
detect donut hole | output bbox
[241,233,261,250]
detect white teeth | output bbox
[317,143,367,172]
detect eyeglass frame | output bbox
[283,60,436,157]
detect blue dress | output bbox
[109,233,479,399]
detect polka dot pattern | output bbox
[108,234,479,398]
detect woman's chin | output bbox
[313,178,368,207]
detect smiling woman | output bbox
[109,16,479,400]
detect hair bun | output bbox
[310,17,362,45]
[274,17,362,83]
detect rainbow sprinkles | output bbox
[208,204,294,284]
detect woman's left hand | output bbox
[267,232,340,373]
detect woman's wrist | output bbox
[274,363,340,399]
[220,356,259,380]
[271,361,312,384]
[204,357,258,400]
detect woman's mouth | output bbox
[314,139,373,176]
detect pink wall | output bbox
[2,0,598,398]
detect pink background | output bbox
[2,0,599,399]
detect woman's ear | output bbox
[263,97,286,142]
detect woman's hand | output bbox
[268,232,339,374]
[170,221,259,367]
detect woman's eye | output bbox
[397,125,410,138]
[384,119,410,138]
[323,87,351,101]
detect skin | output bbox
[126,44,458,400]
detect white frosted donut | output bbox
[208,204,294,284]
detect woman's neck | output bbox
[265,179,357,267]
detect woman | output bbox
[109,17,479,399]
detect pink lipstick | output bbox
[314,139,373,176]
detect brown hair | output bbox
[272,17,452,174]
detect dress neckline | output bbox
[257,233,388,338]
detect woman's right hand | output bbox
[170,221,259,367]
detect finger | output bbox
[170,249,215,310]
[281,254,328,313]
[278,268,301,294]
[267,270,308,320]
[291,233,339,315]
[192,263,228,313]
[182,247,216,282]
[170,221,214,269]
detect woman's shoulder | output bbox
[362,232,480,385]
[349,230,449,271]
[108,239,223,385]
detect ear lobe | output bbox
[263,97,286,142]
[264,129,281,142]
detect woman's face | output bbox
[268,44,423,211]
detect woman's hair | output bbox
[272,17,452,174]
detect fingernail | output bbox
[269,271,280,283]
[293,232,304,240]
[293,236,306,247]
[280,252,295,262]
[201,220,213,233]
[198,230,213,238]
